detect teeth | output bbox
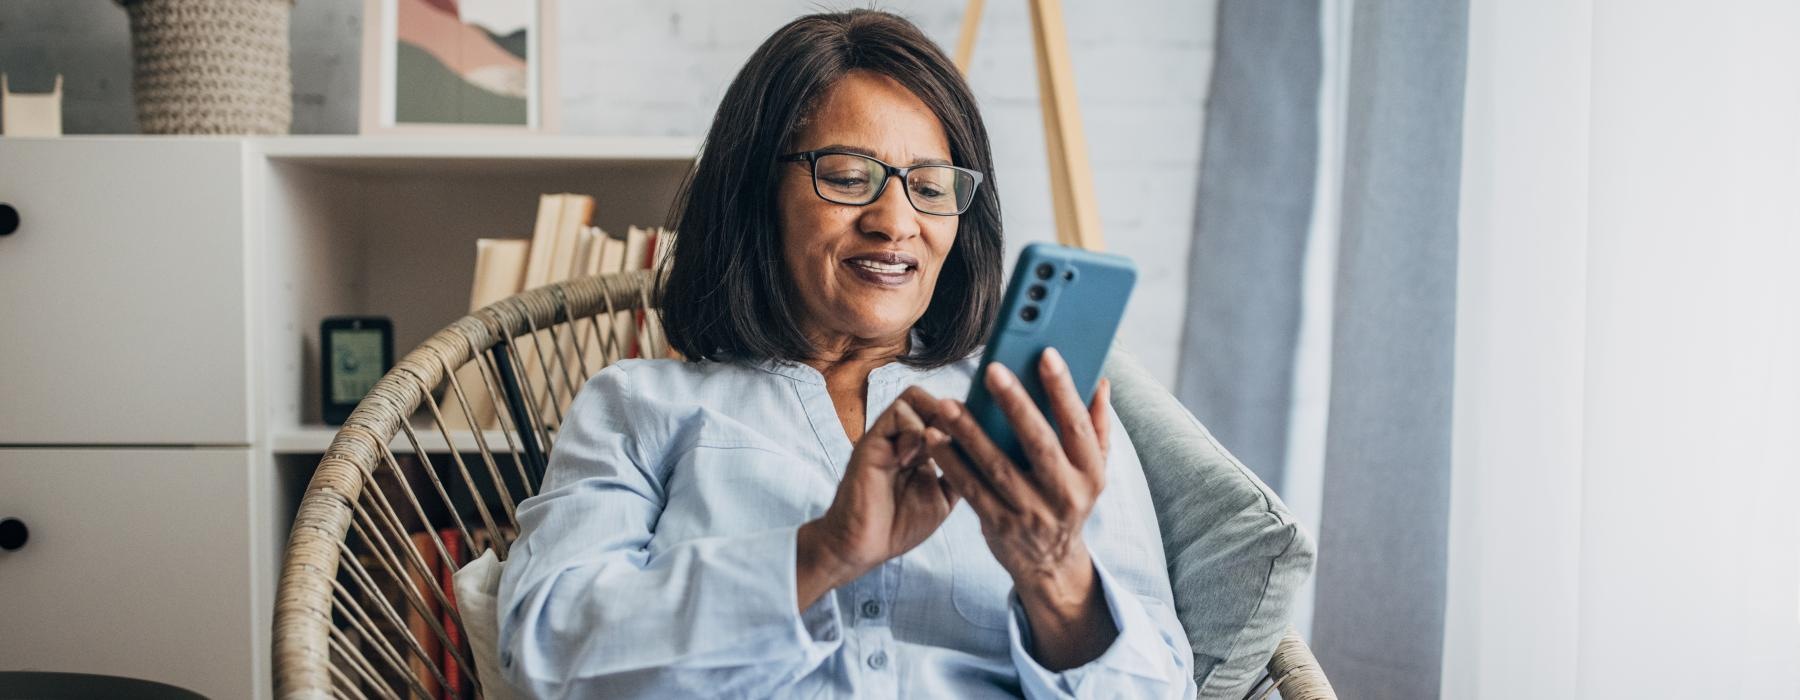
[850,260,910,274]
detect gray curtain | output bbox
[1176,0,1322,493]
[1310,1,1466,698]
[1180,0,1467,697]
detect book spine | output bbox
[406,531,442,699]
[633,228,659,359]
[438,528,466,700]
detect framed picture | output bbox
[359,0,560,134]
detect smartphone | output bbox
[963,242,1137,468]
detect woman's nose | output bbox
[858,177,922,242]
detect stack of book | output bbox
[339,455,518,699]
[444,194,675,431]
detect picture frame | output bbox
[358,0,560,134]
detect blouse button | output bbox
[867,650,889,670]
[861,599,883,618]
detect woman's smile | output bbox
[843,250,920,288]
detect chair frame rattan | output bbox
[272,270,1335,699]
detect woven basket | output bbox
[119,0,293,135]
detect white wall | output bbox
[0,0,1217,386]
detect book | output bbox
[539,225,599,422]
[651,229,683,361]
[555,195,596,284]
[520,194,570,292]
[653,228,675,357]
[442,238,530,431]
[472,239,532,312]
[571,226,619,380]
[541,216,601,418]
[511,195,567,432]
[595,229,630,365]
[518,194,595,426]
[406,531,443,699]
[438,527,468,700]
[635,228,666,360]
[612,226,651,361]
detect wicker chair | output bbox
[272,270,1336,699]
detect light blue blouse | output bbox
[497,349,1197,699]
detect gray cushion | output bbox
[1103,347,1316,699]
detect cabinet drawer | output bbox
[0,448,255,700]
[0,139,249,445]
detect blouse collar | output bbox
[751,328,930,386]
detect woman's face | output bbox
[778,70,960,351]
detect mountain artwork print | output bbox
[393,0,531,125]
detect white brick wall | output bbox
[0,0,1215,384]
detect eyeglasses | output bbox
[779,149,985,216]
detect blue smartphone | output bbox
[963,242,1137,468]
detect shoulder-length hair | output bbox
[658,9,1003,369]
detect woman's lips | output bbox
[844,258,916,287]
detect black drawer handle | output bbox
[0,203,18,237]
[0,518,27,551]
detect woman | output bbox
[499,10,1195,698]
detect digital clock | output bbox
[320,316,394,425]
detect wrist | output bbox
[1014,544,1100,623]
[1013,542,1117,671]
[797,519,866,591]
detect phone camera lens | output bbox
[1021,306,1039,322]
[1063,270,1075,281]
[1027,284,1047,301]
[1035,263,1055,280]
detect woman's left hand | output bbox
[905,346,1117,668]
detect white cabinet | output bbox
[0,139,251,445]
[0,448,256,700]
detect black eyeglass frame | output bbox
[779,149,986,216]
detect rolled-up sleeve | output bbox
[1007,556,1196,699]
[497,366,842,699]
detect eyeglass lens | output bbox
[812,153,976,215]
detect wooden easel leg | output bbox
[955,0,986,75]
[1028,0,1105,251]
[956,0,1106,252]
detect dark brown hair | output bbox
[658,8,1003,368]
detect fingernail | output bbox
[940,399,962,420]
[987,362,1014,388]
[1043,347,1066,374]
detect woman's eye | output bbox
[822,174,871,190]
[911,183,947,199]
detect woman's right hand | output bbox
[796,386,959,609]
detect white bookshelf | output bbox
[253,135,698,445]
